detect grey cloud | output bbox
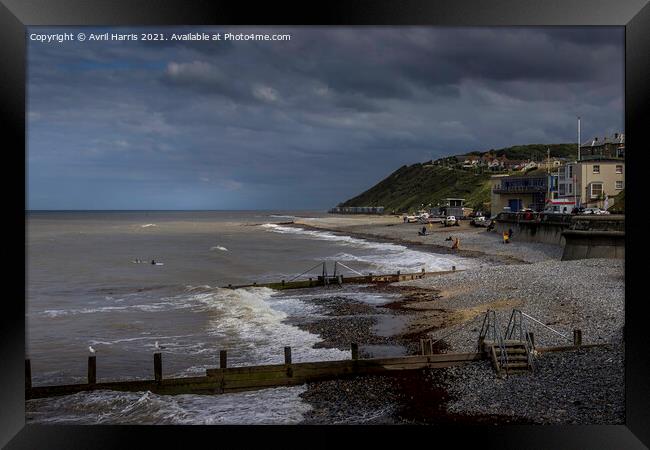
[26,26,623,210]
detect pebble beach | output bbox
[291,215,625,424]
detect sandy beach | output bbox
[293,215,624,424]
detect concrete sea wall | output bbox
[494,213,625,260]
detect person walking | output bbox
[503,231,510,244]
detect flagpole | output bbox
[577,116,581,162]
[575,116,581,208]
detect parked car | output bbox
[470,216,488,227]
[544,205,573,214]
[443,216,460,227]
[581,207,610,215]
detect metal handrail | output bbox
[287,261,326,282]
[335,261,365,277]
[478,310,507,372]
[506,309,535,372]
[520,311,571,340]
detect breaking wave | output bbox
[261,223,470,273]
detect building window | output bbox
[616,165,623,174]
[590,183,603,199]
[568,165,573,178]
[616,180,624,190]
[568,184,573,194]
[559,184,566,196]
[592,165,600,174]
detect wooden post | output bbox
[154,353,162,383]
[284,346,293,378]
[25,359,32,391]
[281,280,285,286]
[452,265,456,271]
[527,332,535,349]
[308,277,312,287]
[88,356,97,385]
[337,275,343,285]
[220,350,227,368]
[397,270,401,276]
[351,343,359,360]
[573,329,582,346]
[422,268,425,273]
[420,339,432,355]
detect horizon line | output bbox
[25,208,328,212]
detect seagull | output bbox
[154,341,166,350]
[88,345,95,354]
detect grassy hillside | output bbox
[340,163,492,213]
[340,143,576,213]
[479,143,577,161]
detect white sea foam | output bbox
[210,246,229,252]
[140,224,157,228]
[262,223,472,273]
[187,286,348,365]
[26,387,311,424]
[268,214,296,219]
[88,334,196,347]
[39,300,194,318]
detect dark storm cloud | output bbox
[27,26,623,210]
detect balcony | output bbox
[493,185,547,194]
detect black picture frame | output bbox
[3,0,649,448]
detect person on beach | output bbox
[503,231,510,244]
[451,237,460,250]
[151,259,156,265]
[422,226,427,235]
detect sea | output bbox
[25,210,472,424]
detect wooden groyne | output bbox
[25,345,481,400]
[221,267,462,291]
[25,338,606,400]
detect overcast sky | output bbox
[27,27,624,210]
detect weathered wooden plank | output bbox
[381,361,473,370]
[536,343,608,353]
[221,269,463,291]
[160,376,212,386]
[26,351,488,399]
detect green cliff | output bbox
[340,143,577,213]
